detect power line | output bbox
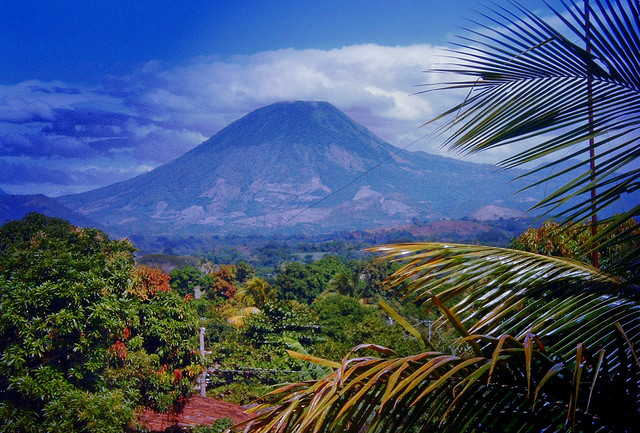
[278,132,430,228]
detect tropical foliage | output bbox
[0,214,200,433]
[236,1,640,432]
[276,256,349,304]
[198,264,422,405]
[236,277,278,308]
[425,0,640,275]
[512,218,640,275]
[241,242,640,432]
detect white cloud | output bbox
[1,43,500,195]
[131,44,451,142]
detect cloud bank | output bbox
[1,43,468,196]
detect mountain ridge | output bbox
[0,194,96,227]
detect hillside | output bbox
[0,194,96,227]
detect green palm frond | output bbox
[422,0,640,269]
[240,324,639,432]
[371,243,639,360]
[325,272,360,297]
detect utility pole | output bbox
[199,327,207,397]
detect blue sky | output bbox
[0,0,566,196]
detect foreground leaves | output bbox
[422,0,640,276]
[238,243,640,432]
[374,243,639,360]
[238,1,640,431]
[0,214,199,432]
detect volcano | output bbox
[59,101,551,235]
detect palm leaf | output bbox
[236,243,639,432]
[378,299,433,351]
[238,324,639,432]
[371,243,640,360]
[421,0,640,273]
[235,2,640,431]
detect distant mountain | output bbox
[0,194,96,227]
[469,205,525,221]
[364,218,533,244]
[0,189,8,196]
[57,101,575,235]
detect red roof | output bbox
[138,395,250,431]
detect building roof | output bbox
[139,395,250,432]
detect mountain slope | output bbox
[0,194,96,227]
[58,101,564,235]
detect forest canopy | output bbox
[0,213,200,433]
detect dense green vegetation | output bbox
[3,2,638,431]
[166,254,446,405]
[3,209,637,432]
[0,214,200,432]
[2,210,637,432]
[511,219,640,278]
[0,213,462,430]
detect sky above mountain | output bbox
[1,0,566,196]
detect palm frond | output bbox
[236,2,640,431]
[371,243,640,360]
[423,0,640,272]
[237,243,640,432]
[239,325,640,432]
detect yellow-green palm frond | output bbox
[371,242,639,360]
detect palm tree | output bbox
[241,243,640,432]
[236,1,640,431]
[325,271,361,298]
[236,276,277,309]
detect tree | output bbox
[276,262,316,303]
[276,256,348,304]
[243,300,319,349]
[324,259,396,300]
[235,261,255,284]
[325,271,360,297]
[243,242,640,432]
[236,277,278,308]
[423,0,640,275]
[512,218,640,274]
[170,265,208,297]
[310,293,421,361]
[208,265,237,299]
[0,214,199,433]
[237,1,640,431]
